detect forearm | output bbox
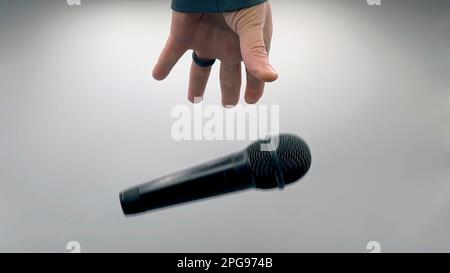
[171,0,268,13]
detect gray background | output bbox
[1,0,450,252]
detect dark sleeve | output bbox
[171,0,268,13]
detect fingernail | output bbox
[260,64,278,82]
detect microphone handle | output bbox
[120,151,255,215]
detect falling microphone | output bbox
[120,134,312,215]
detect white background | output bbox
[0,0,449,252]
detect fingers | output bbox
[244,69,265,104]
[220,62,242,107]
[188,59,212,103]
[152,37,187,81]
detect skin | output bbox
[152,2,278,107]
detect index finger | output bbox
[152,37,187,81]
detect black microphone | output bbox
[120,134,312,215]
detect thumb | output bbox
[225,4,278,82]
[240,28,277,82]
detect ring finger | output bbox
[188,54,213,103]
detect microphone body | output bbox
[120,152,255,214]
[120,134,312,215]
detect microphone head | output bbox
[245,134,312,189]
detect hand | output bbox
[152,2,278,106]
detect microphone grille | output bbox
[246,134,312,189]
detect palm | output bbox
[153,2,277,106]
